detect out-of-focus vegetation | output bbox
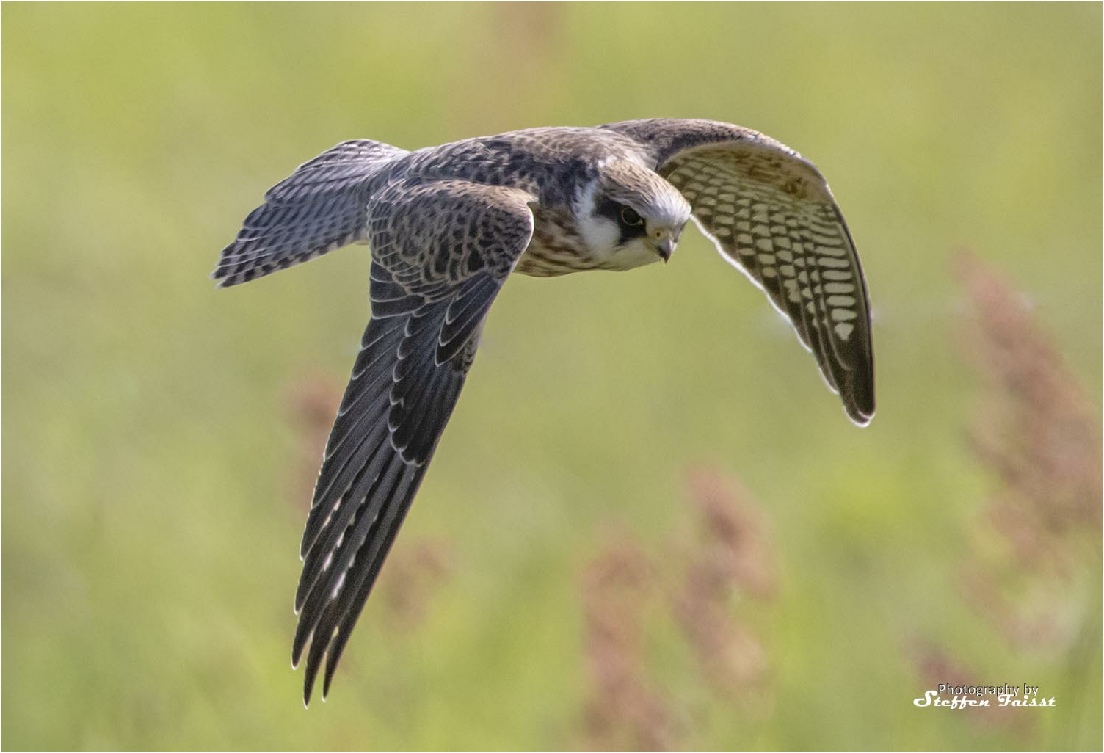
[2,4,1100,750]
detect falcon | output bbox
[212,118,875,703]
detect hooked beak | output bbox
[653,230,678,263]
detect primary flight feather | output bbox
[213,118,875,704]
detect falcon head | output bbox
[574,160,691,270]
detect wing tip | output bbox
[842,372,876,427]
[845,405,875,427]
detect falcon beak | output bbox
[653,231,677,263]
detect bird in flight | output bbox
[213,118,875,704]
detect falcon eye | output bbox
[619,206,643,227]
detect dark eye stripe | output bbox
[594,196,647,244]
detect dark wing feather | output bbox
[603,119,875,425]
[292,180,535,704]
[212,140,408,287]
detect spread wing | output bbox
[293,179,535,704]
[603,119,875,425]
[212,140,408,287]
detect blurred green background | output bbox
[3,3,1101,750]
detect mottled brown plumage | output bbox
[212,118,875,704]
